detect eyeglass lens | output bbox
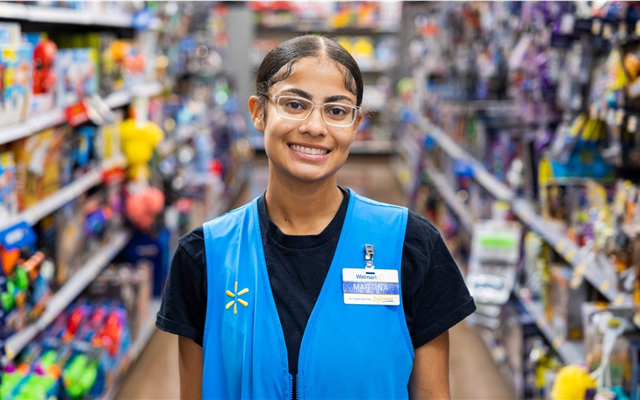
[276,96,356,126]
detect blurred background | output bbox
[2,1,640,399]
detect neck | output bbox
[265,167,343,236]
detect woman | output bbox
[157,35,475,400]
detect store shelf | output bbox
[349,139,394,155]
[476,328,521,395]
[0,81,164,146]
[3,229,132,363]
[420,115,637,311]
[256,23,398,35]
[0,157,126,232]
[514,285,585,365]
[0,109,66,146]
[478,329,506,365]
[104,81,165,109]
[0,3,132,27]
[424,161,474,233]
[157,125,199,158]
[100,298,161,400]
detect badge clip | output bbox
[364,244,375,269]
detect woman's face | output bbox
[249,56,361,184]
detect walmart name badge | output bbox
[342,268,400,306]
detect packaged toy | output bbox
[55,48,98,109]
[54,189,115,287]
[466,219,522,305]
[31,38,58,115]
[0,23,21,45]
[11,128,65,211]
[0,43,33,127]
[0,152,18,223]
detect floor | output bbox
[116,154,514,400]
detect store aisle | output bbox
[116,155,514,400]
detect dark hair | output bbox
[255,35,363,115]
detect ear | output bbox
[248,95,265,132]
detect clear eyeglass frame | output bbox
[259,92,362,127]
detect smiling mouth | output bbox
[288,144,331,156]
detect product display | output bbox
[395,1,640,399]
[249,1,400,151]
[0,2,250,398]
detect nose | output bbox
[299,105,327,137]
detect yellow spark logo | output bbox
[225,281,249,315]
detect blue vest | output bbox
[202,189,414,399]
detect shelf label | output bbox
[64,101,90,127]
[555,239,567,254]
[552,336,564,348]
[5,347,15,360]
[599,280,610,293]
[565,248,576,263]
[576,261,588,274]
[570,276,584,290]
[614,294,625,306]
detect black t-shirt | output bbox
[156,188,475,375]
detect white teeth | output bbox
[291,145,328,155]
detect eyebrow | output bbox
[280,88,354,104]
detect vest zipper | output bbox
[289,374,297,400]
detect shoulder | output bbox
[202,199,259,239]
[351,192,409,227]
[401,211,443,270]
[352,191,407,212]
[174,226,205,268]
[405,211,441,245]
[179,226,204,248]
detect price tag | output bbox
[560,13,575,34]
[570,276,584,289]
[607,109,616,125]
[599,280,610,293]
[64,101,90,127]
[592,19,603,35]
[575,261,588,275]
[42,311,55,326]
[537,317,546,327]
[565,248,576,263]
[636,21,640,37]
[553,336,564,348]
[628,116,638,132]
[555,239,567,254]
[619,22,628,39]
[615,109,625,126]
[603,23,613,39]
[634,313,640,326]
[614,294,625,306]
[6,347,15,360]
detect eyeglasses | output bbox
[259,92,361,127]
